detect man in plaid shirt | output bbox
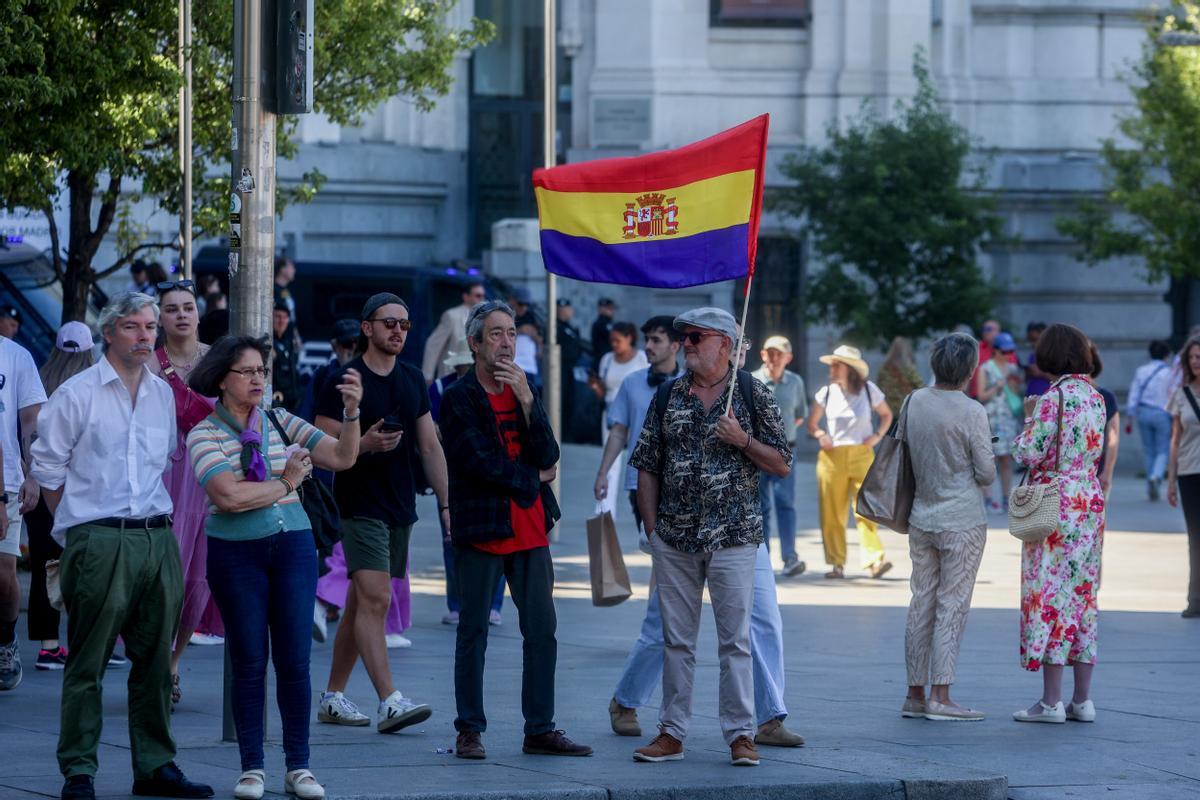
[439,300,591,761]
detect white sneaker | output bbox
[1012,700,1065,724]
[317,691,370,726]
[1066,699,1096,722]
[312,602,328,644]
[188,632,224,646]
[489,610,502,626]
[385,633,411,649]
[441,611,460,625]
[377,690,432,733]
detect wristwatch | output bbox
[0,493,9,505]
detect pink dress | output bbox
[157,348,223,638]
[316,542,411,635]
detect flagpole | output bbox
[543,0,561,540]
[724,271,755,415]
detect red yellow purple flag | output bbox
[532,115,768,289]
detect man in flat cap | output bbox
[628,308,792,767]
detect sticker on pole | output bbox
[235,167,255,193]
[229,194,242,215]
[228,251,239,277]
[231,127,239,152]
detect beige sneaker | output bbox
[609,698,642,737]
[754,718,805,747]
[633,731,684,762]
[730,735,760,766]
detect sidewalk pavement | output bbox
[2,445,1199,800]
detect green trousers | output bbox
[57,522,183,779]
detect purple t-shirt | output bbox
[1026,352,1050,396]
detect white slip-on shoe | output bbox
[1012,700,1066,723]
[284,769,325,800]
[901,698,926,718]
[1066,700,1096,722]
[234,769,265,800]
[377,691,433,733]
[924,699,985,721]
[317,691,370,726]
[385,634,412,649]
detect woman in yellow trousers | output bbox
[807,345,895,579]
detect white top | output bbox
[599,350,649,405]
[30,358,175,544]
[905,388,996,532]
[1169,386,1200,476]
[0,338,46,492]
[514,334,539,375]
[814,380,885,446]
[1128,359,1176,411]
[421,303,470,381]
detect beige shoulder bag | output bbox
[1008,387,1065,543]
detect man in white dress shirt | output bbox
[422,281,486,384]
[31,293,212,800]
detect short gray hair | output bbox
[98,291,160,348]
[930,332,979,388]
[466,299,516,342]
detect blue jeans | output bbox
[442,533,504,614]
[1137,405,1172,481]
[207,531,317,772]
[612,543,787,725]
[759,447,798,562]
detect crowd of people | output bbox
[0,276,1197,800]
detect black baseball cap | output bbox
[598,297,616,308]
[333,319,359,344]
[556,298,571,308]
[0,306,21,323]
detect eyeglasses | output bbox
[681,331,722,345]
[229,366,269,379]
[157,280,196,295]
[368,317,412,331]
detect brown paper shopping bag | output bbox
[586,511,633,607]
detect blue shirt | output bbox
[607,367,676,491]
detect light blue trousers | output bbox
[612,542,787,725]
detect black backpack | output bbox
[653,369,760,472]
[266,409,342,553]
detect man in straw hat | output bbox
[806,344,894,579]
[628,307,793,767]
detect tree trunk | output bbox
[60,169,121,325]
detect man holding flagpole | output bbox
[628,308,791,767]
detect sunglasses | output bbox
[368,317,412,331]
[229,366,269,379]
[681,331,722,345]
[157,280,196,295]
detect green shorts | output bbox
[341,517,413,578]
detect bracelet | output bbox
[343,408,361,422]
[742,431,753,451]
[278,476,295,494]
[439,505,450,513]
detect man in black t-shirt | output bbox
[313,292,451,735]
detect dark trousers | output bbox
[58,523,182,779]
[208,531,317,772]
[442,533,505,613]
[628,490,643,533]
[453,544,557,736]
[25,497,62,642]
[1180,475,1200,610]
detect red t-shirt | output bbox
[473,384,549,555]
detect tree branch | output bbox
[43,206,64,283]
[85,174,123,263]
[98,241,179,280]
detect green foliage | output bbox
[0,0,494,321]
[771,52,1001,349]
[1056,4,1200,281]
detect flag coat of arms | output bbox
[532,115,769,289]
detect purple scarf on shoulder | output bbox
[216,402,268,482]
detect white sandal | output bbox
[1012,700,1065,724]
[233,769,265,800]
[284,769,326,800]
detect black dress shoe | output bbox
[1183,607,1200,619]
[61,775,95,800]
[131,762,214,798]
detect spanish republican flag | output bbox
[532,115,768,289]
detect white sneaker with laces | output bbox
[377,691,432,733]
[312,601,328,643]
[489,610,502,626]
[441,611,459,625]
[1066,699,1096,722]
[317,691,370,726]
[385,633,411,649]
[188,632,224,646]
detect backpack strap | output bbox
[736,369,760,440]
[265,408,293,447]
[1184,386,1200,425]
[653,370,761,474]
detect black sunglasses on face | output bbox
[682,331,721,345]
[157,280,196,295]
[369,317,412,331]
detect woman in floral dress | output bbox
[1011,324,1106,724]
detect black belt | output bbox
[92,515,171,530]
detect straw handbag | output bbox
[1008,388,1064,543]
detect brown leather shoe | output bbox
[609,698,642,736]
[633,731,684,762]
[869,560,894,579]
[455,731,486,760]
[730,735,760,766]
[522,729,593,756]
[754,718,805,747]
